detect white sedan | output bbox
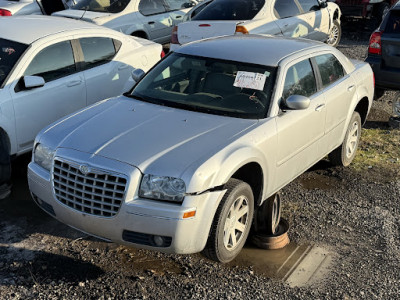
[0,16,162,189]
[171,0,342,50]
[0,0,76,16]
[53,0,198,44]
[28,35,373,263]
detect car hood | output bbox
[45,96,258,177]
[52,9,111,22]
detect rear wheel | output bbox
[202,178,254,263]
[326,19,341,47]
[253,193,281,235]
[329,111,361,167]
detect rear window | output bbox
[193,0,264,21]
[72,0,131,13]
[0,38,28,87]
[385,10,400,33]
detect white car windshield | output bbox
[72,0,130,13]
[130,53,276,119]
[0,38,28,87]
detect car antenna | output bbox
[80,5,88,20]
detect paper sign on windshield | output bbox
[233,71,267,91]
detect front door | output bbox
[11,40,86,152]
[274,58,326,190]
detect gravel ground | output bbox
[1,21,399,299]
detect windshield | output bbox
[193,0,264,21]
[130,53,276,119]
[72,0,130,13]
[0,38,28,87]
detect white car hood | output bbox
[44,97,258,177]
[53,9,111,22]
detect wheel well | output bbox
[354,97,369,125]
[333,9,339,20]
[232,162,263,206]
[131,31,148,39]
[0,128,10,154]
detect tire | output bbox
[0,132,11,199]
[326,19,341,47]
[253,193,281,235]
[329,111,361,167]
[202,178,254,263]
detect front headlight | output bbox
[34,143,55,171]
[139,174,186,203]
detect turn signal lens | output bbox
[368,31,382,55]
[0,9,12,16]
[161,50,165,58]
[235,25,249,34]
[183,210,196,219]
[171,26,180,45]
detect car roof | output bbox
[0,15,108,44]
[176,35,324,66]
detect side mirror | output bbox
[318,0,328,8]
[23,75,45,89]
[131,68,145,83]
[284,95,311,110]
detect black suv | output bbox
[365,2,400,127]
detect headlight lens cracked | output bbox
[139,174,186,203]
[34,143,55,171]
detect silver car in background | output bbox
[28,35,374,263]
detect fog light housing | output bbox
[153,236,164,247]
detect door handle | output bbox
[347,85,355,91]
[175,15,182,19]
[315,104,325,112]
[66,80,82,87]
[148,21,155,25]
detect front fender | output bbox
[185,145,271,199]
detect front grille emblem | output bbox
[79,164,91,175]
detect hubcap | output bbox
[223,195,249,251]
[328,25,339,45]
[346,121,359,158]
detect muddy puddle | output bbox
[229,243,333,287]
[299,173,341,190]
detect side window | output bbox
[298,0,320,13]
[274,0,301,18]
[314,54,345,88]
[282,59,317,100]
[139,0,167,15]
[79,37,117,69]
[24,41,76,82]
[164,0,192,11]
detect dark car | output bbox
[334,0,395,23]
[365,1,400,127]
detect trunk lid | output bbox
[177,21,239,45]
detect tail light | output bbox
[368,31,382,55]
[0,9,12,16]
[161,50,165,59]
[171,26,179,45]
[235,25,249,35]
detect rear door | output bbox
[77,36,132,106]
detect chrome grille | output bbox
[52,159,127,217]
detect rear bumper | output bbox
[366,55,400,90]
[27,150,226,255]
